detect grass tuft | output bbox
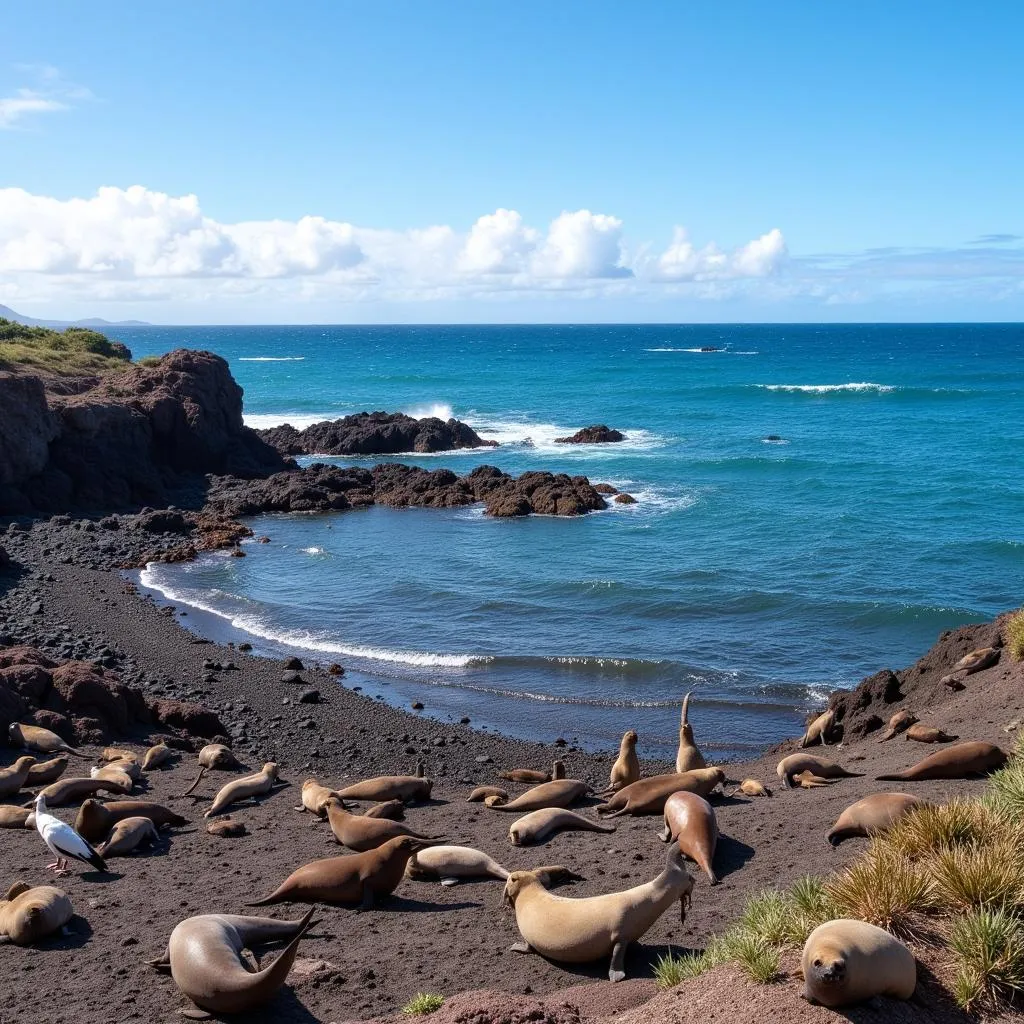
[402,994,445,1016]
[1006,610,1024,662]
[738,890,792,946]
[882,799,1006,860]
[784,875,840,944]
[826,846,933,934]
[950,908,1024,1011]
[0,318,132,376]
[724,931,782,984]
[985,735,1024,823]
[931,842,1024,913]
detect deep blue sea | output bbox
[110,324,1024,760]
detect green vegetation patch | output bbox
[0,318,132,375]
[402,993,445,1016]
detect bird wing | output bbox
[41,818,100,863]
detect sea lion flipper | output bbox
[609,942,627,983]
[147,951,172,972]
[180,1004,213,1020]
[440,877,459,887]
[509,941,534,954]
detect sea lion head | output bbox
[391,835,439,857]
[509,825,523,846]
[263,762,280,780]
[502,870,535,908]
[624,730,638,746]
[11,756,36,773]
[808,947,847,986]
[8,723,21,742]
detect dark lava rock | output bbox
[613,493,637,505]
[281,670,304,685]
[283,657,304,670]
[593,483,619,495]
[299,689,320,704]
[0,544,10,569]
[554,424,624,444]
[328,663,345,676]
[411,701,424,710]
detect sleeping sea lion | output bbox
[484,779,591,813]
[730,779,772,798]
[776,754,863,788]
[75,799,188,843]
[467,786,509,803]
[26,756,68,786]
[97,816,160,857]
[878,710,917,742]
[595,768,724,818]
[954,647,999,674]
[0,806,34,829]
[904,724,958,744]
[206,764,279,818]
[406,845,511,885]
[499,761,565,784]
[335,775,432,804]
[659,790,719,885]
[364,799,405,820]
[675,693,706,773]
[324,797,442,852]
[508,808,615,846]
[90,764,136,792]
[32,775,131,806]
[295,779,340,817]
[142,744,175,770]
[0,882,73,945]
[8,723,84,758]
[875,741,1006,782]
[180,745,244,797]
[826,793,923,846]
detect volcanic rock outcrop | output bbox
[554,424,624,444]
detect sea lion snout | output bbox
[812,956,845,983]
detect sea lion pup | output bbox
[878,710,917,742]
[801,708,836,748]
[179,744,244,797]
[142,743,175,770]
[499,760,566,784]
[7,723,84,758]
[904,724,958,744]
[675,693,707,773]
[484,779,591,813]
[364,799,405,820]
[954,647,1000,674]
[509,808,616,846]
[295,779,340,817]
[148,906,315,1018]
[249,835,440,909]
[875,740,1007,782]
[335,775,433,804]
[75,798,188,843]
[206,763,280,818]
[802,919,916,1007]
[324,796,443,852]
[90,764,136,792]
[659,791,719,885]
[407,845,512,885]
[0,756,36,798]
[504,843,695,983]
[604,730,640,794]
[826,793,923,847]
[97,816,160,857]
[0,882,73,945]
[207,817,246,838]
[467,786,509,803]
[32,775,131,807]
[595,768,725,818]
[776,754,863,789]
[793,771,837,789]
[0,806,34,829]
[730,779,772,798]
[26,755,68,785]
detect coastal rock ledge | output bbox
[554,424,625,444]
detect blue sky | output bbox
[2,2,1022,323]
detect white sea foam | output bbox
[301,546,327,555]
[757,382,894,394]
[400,402,455,420]
[465,413,667,456]
[237,356,306,362]
[645,347,759,355]
[243,412,335,430]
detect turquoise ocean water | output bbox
[113,324,1024,760]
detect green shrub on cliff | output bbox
[0,317,132,375]
[1007,610,1024,661]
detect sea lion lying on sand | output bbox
[826,793,924,846]
[0,882,72,945]
[776,754,862,788]
[485,780,591,813]
[596,768,724,818]
[875,741,1006,781]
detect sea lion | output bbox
[875,741,1007,782]
[485,779,591,812]
[954,647,999,675]
[802,919,916,1007]
[0,756,36,798]
[801,709,835,748]
[207,817,246,838]
[295,779,340,817]
[0,882,73,945]
[180,745,244,796]
[250,835,439,909]
[148,906,315,1018]
[97,816,160,857]
[100,747,138,763]
[604,730,640,793]
[324,797,442,852]
[26,755,68,785]
[793,771,836,789]
[335,775,433,804]
[142,743,175,770]
[7,723,84,758]
[0,806,33,829]
[104,757,143,782]
[504,843,695,982]
[595,768,725,818]
[32,775,131,806]
[499,761,566,784]
[406,845,512,885]
[509,808,616,846]
[878,710,917,742]
[90,764,136,792]
[904,724,958,744]
[826,793,924,846]
[776,754,863,788]
[75,799,188,843]
[675,693,707,773]
[364,799,405,820]
[731,779,772,798]
[659,791,719,885]
[467,786,509,803]
[206,763,280,818]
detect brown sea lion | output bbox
[875,741,1007,782]
[878,710,917,742]
[595,768,725,818]
[826,793,924,846]
[207,817,246,838]
[90,764,136,792]
[75,799,188,843]
[801,709,836,748]
[249,835,439,909]
[793,770,837,789]
[364,799,405,820]
[206,763,279,818]
[509,808,616,846]
[104,757,143,782]
[335,775,433,804]
[904,724,958,744]
[954,647,999,674]
[604,730,640,793]
[484,779,591,812]
[776,754,863,788]
[100,747,139,764]
[675,693,707,773]
[97,816,160,857]
[180,745,244,797]
[0,806,34,829]
[8,723,84,758]
[802,919,916,1007]
[142,744,175,770]
[324,797,442,852]
[0,882,73,945]
[32,775,131,807]
[148,906,315,1018]
[659,790,719,885]
[26,756,69,785]
[730,779,772,798]
[467,786,509,803]
[0,757,36,799]
[295,779,340,817]
[499,760,566,784]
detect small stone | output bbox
[475,755,493,764]
[411,701,424,710]
[281,670,304,685]
[328,662,345,676]
[459,716,470,725]
[299,689,320,704]
[554,737,568,747]
[238,643,253,652]
[284,657,304,670]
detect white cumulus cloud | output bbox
[653,226,787,282]
[534,210,632,279]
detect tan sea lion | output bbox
[675,693,707,773]
[801,709,835,748]
[206,763,279,818]
[484,779,591,812]
[659,791,719,885]
[878,710,917,742]
[827,793,923,846]
[509,808,616,846]
[0,806,34,829]
[875,741,1007,782]
[595,768,725,818]
[8,723,84,758]
[324,797,442,852]
[90,764,136,792]
[504,843,695,982]
[364,799,405,820]
[793,770,837,789]
[904,724,958,743]
[26,756,68,785]
[0,882,73,945]
[499,760,565,784]
[250,835,439,909]
[406,845,512,885]
[295,779,340,817]
[75,799,188,843]
[776,754,863,788]
[730,779,772,798]
[32,775,131,806]
[104,757,143,782]
[180,745,244,796]
[148,906,315,1018]
[97,816,160,857]
[0,756,36,798]
[604,730,639,793]
[207,817,246,838]
[467,786,509,803]
[954,647,999,674]
[335,775,433,804]
[142,743,174,770]
[100,747,139,764]
[802,919,916,1007]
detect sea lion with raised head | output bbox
[595,768,725,818]
[801,709,836,748]
[675,693,707,773]
[142,743,175,770]
[0,806,33,829]
[336,775,433,804]
[0,882,73,945]
[509,808,616,846]
[904,724,958,744]
[878,710,917,742]
[26,756,68,786]
[250,835,439,909]
[659,790,719,885]
[0,756,36,798]
[97,816,160,857]
[731,779,772,798]
[406,845,511,885]
[875,741,1006,782]
[485,779,591,812]
[32,775,131,806]
[364,799,405,820]
[205,763,280,818]
[75,798,188,843]
[776,754,863,789]
[8,723,84,758]
[802,919,916,1007]
[604,730,640,793]
[826,793,923,847]
[499,761,565,784]
[504,843,695,982]
[295,779,340,817]
[324,797,442,852]
[148,906,315,1018]
[467,786,508,803]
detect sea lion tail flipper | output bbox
[681,691,691,726]
[509,941,534,954]
[147,948,172,972]
[180,767,208,797]
[598,807,628,819]
[63,745,88,758]
[180,1004,214,1020]
[874,773,904,782]
[3,881,32,901]
[706,868,719,886]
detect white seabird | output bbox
[34,794,107,875]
